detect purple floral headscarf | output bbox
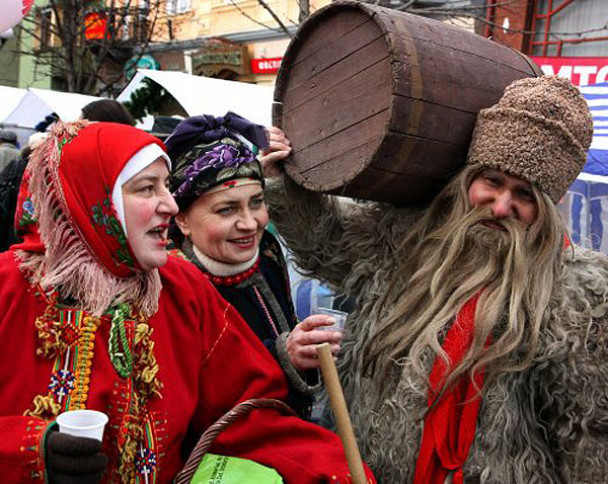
[166,112,268,210]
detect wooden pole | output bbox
[316,342,367,484]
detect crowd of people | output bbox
[0,75,606,484]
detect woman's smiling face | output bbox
[175,183,269,264]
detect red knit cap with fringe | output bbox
[32,121,166,278]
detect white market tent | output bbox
[0,85,27,121]
[116,69,274,126]
[2,88,103,129]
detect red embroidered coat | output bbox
[0,251,373,483]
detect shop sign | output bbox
[532,56,608,86]
[251,57,282,74]
[84,12,108,40]
[192,38,243,74]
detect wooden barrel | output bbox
[272,1,543,205]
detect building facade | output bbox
[146,0,330,85]
[486,0,608,86]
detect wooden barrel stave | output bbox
[284,63,391,154]
[282,36,389,114]
[281,15,378,92]
[374,131,464,179]
[294,112,389,189]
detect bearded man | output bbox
[263,75,608,482]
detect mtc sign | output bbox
[532,56,608,87]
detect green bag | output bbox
[191,453,283,484]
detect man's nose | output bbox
[491,192,514,219]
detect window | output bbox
[166,0,190,15]
[38,7,53,49]
[532,0,608,56]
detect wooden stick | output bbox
[316,342,367,484]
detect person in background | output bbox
[165,113,343,419]
[0,131,46,251]
[81,99,135,126]
[0,128,20,171]
[34,112,59,133]
[0,120,376,483]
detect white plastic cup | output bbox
[56,409,109,442]
[316,307,348,332]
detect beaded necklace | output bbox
[252,285,280,337]
[205,259,260,286]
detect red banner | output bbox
[84,12,108,41]
[251,57,282,74]
[531,56,608,87]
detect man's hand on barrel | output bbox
[260,126,291,177]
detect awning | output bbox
[116,69,273,126]
[2,88,103,129]
[0,85,27,123]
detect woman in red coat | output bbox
[0,120,374,483]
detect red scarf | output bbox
[413,292,487,484]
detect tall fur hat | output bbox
[467,75,593,203]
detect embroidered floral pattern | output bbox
[18,197,36,227]
[57,133,76,154]
[91,190,134,267]
[135,447,157,477]
[173,138,260,199]
[48,369,75,400]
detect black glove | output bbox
[45,429,108,484]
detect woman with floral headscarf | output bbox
[0,120,375,483]
[166,113,342,420]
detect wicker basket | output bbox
[175,399,298,483]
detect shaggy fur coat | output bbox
[267,176,608,483]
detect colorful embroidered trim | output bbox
[21,419,48,482]
[116,314,162,483]
[27,291,163,482]
[109,303,134,378]
[26,306,100,418]
[135,415,160,483]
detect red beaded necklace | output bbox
[205,259,260,286]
